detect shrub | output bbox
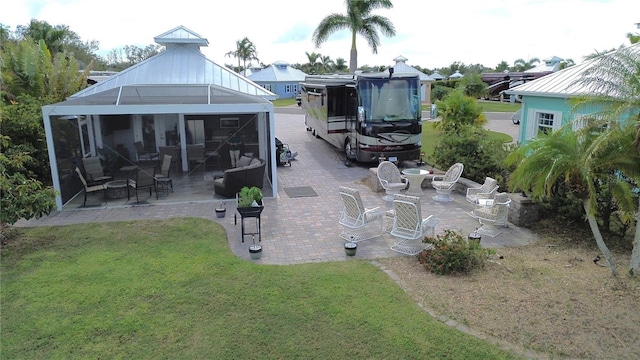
[416,229,494,275]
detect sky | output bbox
[2,0,639,70]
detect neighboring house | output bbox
[247,61,307,99]
[506,43,639,144]
[430,70,446,81]
[41,25,278,210]
[384,55,434,104]
[449,70,464,79]
[524,56,564,73]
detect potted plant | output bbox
[215,201,226,218]
[237,186,263,208]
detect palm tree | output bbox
[570,43,640,275]
[512,57,540,72]
[319,55,335,73]
[312,0,396,73]
[225,37,259,74]
[334,57,348,73]
[505,126,620,276]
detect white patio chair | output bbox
[376,161,408,201]
[466,177,499,204]
[468,192,511,237]
[338,186,384,242]
[431,163,464,202]
[390,193,439,255]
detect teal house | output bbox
[506,43,639,143]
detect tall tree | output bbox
[225,37,258,74]
[334,57,348,73]
[495,60,510,72]
[312,0,396,73]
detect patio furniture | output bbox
[154,154,173,199]
[127,166,156,202]
[468,192,511,237]
[187,144,206,172]
[134,141,159,162]
[390,193,439,255]
[213,156,265,198]
[158,146,180,172]
[338,186,384,242]
[377,161,408,201]
[401,168,430,196]
[205,140,222,170]
[466,177,499,204]
[431,163,464,202]
[82,156,112,184]
[74,167,106,206]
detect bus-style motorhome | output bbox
[300,71,422,163]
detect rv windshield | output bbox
[358,78,420,122]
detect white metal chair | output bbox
[390,193,439,255]
[376,161,408,201]
[431,163,464,202]
[338,186,384,242]
[466,177,499,204]
[468,192,511,237]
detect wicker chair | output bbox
[468,192,511,237]
[431,163,464,202]
[338,186,384,242]
[390,193,439,255]
[466,177,499,204]
[127,166,156,202]
[376,161,408,201]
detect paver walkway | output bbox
[15,110,538,264]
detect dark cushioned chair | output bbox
[213,156,266,198]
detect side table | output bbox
[402,169,431,196]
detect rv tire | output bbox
[344,139,353,159]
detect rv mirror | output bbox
[357,106,365,122]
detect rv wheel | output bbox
[344,140,352,159]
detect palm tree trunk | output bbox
[629,196,640,276]
[349,48,357,74]
[583,198,617,276]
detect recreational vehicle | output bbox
[300,72,422,163]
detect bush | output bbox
[416,229,494,275]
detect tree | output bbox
[570,43,640,276]
[225,37,258,74]
[457,73,488,99]
[512,57,540,72]
[304,51,322,74]
[334,57,348,73]
[319,55,335,73]
[627,32,640,44]
[312,0,396,73]
[495,61,510,72]
[434,88,487,133]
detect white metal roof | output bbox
[67,25,276,105]
[507,43,640,98]
[386,55,433,81]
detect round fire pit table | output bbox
[105,180,128,200]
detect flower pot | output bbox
[215,208,226,218]
[249,245,262,260]
[344,242,357,256]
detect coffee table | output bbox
[402,169,431,196]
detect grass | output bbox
[273,98,296,107]
[1,218,519,359]
[476,100,520,113]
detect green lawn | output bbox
[273,98,297,107]
[1,219,519,359]
[422,100,520,113]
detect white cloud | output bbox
[2,0,638,69]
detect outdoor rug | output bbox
[283,186,318,198]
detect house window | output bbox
[262,84,271,91]
[285,84,291,93]
[536,112,555,134]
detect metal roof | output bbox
[68,26,276,105]
[247,61,307,82]
[507,43,640,98]
[386,55,433,81]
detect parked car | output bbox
[511,109,521,124]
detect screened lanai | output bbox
[41,26,278,210]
